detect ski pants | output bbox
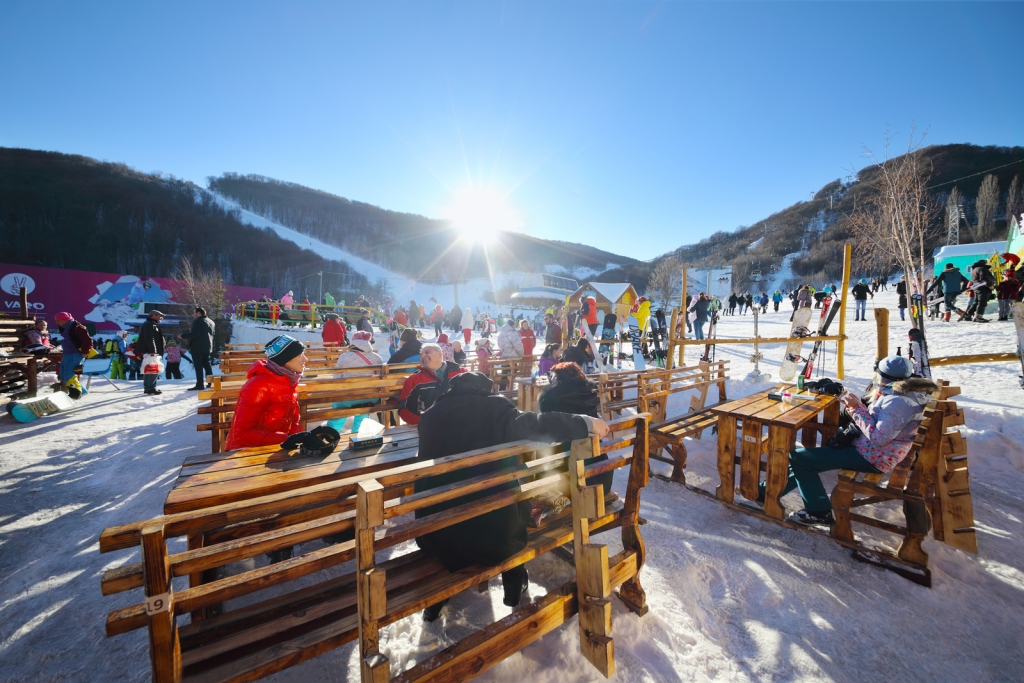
[757,445,880,512]
[975,290,992,318]
[110,357,127,380]
[693,318,706,340]
[143,373,159,392]
[855,299,866,319]
[773,302,779,312]
[165,362,183,379]
[60,352,83,386]
[943,292,959,313]
[999,299,1013,319]
[192,352,211,389]
[463,328,472,344]
[898,307,906,321]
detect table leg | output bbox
[764,426,795,519]
[738,420,762,501]
[821,401,840,444]
[715,415,737,502]
[801,415,819,449]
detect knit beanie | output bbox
[265,335,304,365]
[54,312,73,325]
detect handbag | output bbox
[142,354,164,375]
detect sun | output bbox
[444,186,522,244]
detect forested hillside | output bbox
[208,173,635,280]
[629,143,1024,292]
[0,148,374,299]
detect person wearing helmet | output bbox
[758,354,937,526]
[851,278,873,321]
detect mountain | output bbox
[624,143,1024,293]
[207,173,636,281]
[0,148,395,300]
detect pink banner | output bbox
[0,263,269,332]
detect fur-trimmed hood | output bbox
[889,377,938,396]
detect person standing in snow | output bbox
[53,312,93,390]
[896,276,908,321]
[323,291,335,309]
[962,259,995,322]
[772,290,783,312]
[728,292,738,315]
[850,279,872,321]
[321,312,347,346]
[757,356,937,526]
[926,263,969,322]
[543,313,562,346]
[431,304,445,337]
[518,319,536,357]
[137,310,166,395]
[460,306,475,345]
[998,269,1021,320]
[184,307,216,391]
[497,318,525,357]
[356,308,375,342]
[759,291,769,314]
[109,330,129,380]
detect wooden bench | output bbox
[517,368,647,418]
[830,381,977,585]
[0,317,40,397]
[206,362,418,392]
[99,415,650,682]
[637,360,729,483]
[218,347,344,375]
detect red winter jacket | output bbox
[998,276,1021,300]
[322,318,347,346]
[581,296,598,326]
[225,360,301,451]
[398,361,466,424]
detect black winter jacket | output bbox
[388,339,422,364]
[851,283,872,300]
[138,318,165,356]
[415,372,591,572]
[186,315,215,355]
[538,377,612,494]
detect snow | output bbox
[587,282,632,305]
[2,288,1024,681]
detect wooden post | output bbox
[837,244,852,379]
[679,268,688,367]
[617,415,648,616]
[667,308,679,368]
[141,524,180,683]
[356,480,389,683]
[874,308,889,364]
[569,437,614,677]
[19,286,28,319]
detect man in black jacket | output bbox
[185,307,216,390]
[137,310,166,395]
[415,371,609,621]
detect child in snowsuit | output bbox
[165,341,184,379]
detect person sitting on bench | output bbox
[538,362,613,494]
[398,343,464,425]
[225,335,307,451]
[758,355,937,526]
[415,371,609,621]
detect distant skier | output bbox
[759,291,769,314]
[744,292,754,315]
[728,292,738,315]
[772,289,783,312]
[961,259,995,322]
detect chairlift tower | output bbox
[947,204,963,246]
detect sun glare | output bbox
[444,186,521,244]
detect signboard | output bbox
[0,263,269,331]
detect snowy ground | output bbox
[2,289,1023,682]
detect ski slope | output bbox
[2,289,1023,682]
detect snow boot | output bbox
[422,598,449,623]
[974,316,990,323]
[502,565,529,607]
[786,509,836,526]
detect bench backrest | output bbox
[637,360,729,422]
[100,414,650,682]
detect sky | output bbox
[2,1,1022,261]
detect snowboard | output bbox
[654,308,668,363]
[599,313,617,366]
[1014,302,1024,390]
[779,307,814,381]
[650,309,664,366]
[579,320,606,373]
[8,392,76,423]
[801,296,838,379]
[628,315,645,370]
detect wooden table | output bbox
[165,425,420,514]
[711,387,840,519]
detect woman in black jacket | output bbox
[538,362,613,495]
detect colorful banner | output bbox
[0,263,269,331]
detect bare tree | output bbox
[646,257,681,310]
[171,254,227,318]
[976,173,1000,239]
[847,125,941,298]
[1007,175,1023,229]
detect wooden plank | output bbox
[141,524,180,683]
[762,426,794,519]
[715,415,737,503]
[738,419,763,501]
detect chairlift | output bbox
[750,261,763,282]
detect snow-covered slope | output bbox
[4,288,1023,682]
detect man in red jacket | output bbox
[321,313,347,346]
[225,335,307,451]
[398,343,465,424]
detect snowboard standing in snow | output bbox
[701,311,719,363]
[654,308,668,364]
[779,307,814,381]
[628,315,645,370]
[907,327,931,379]
[801,296,838,379]
[579,319,606,373]
[599,313,617,367]
[1014,302,1024,390]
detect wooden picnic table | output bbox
[711,386,840,519]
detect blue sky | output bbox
[2,1,1022,261]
